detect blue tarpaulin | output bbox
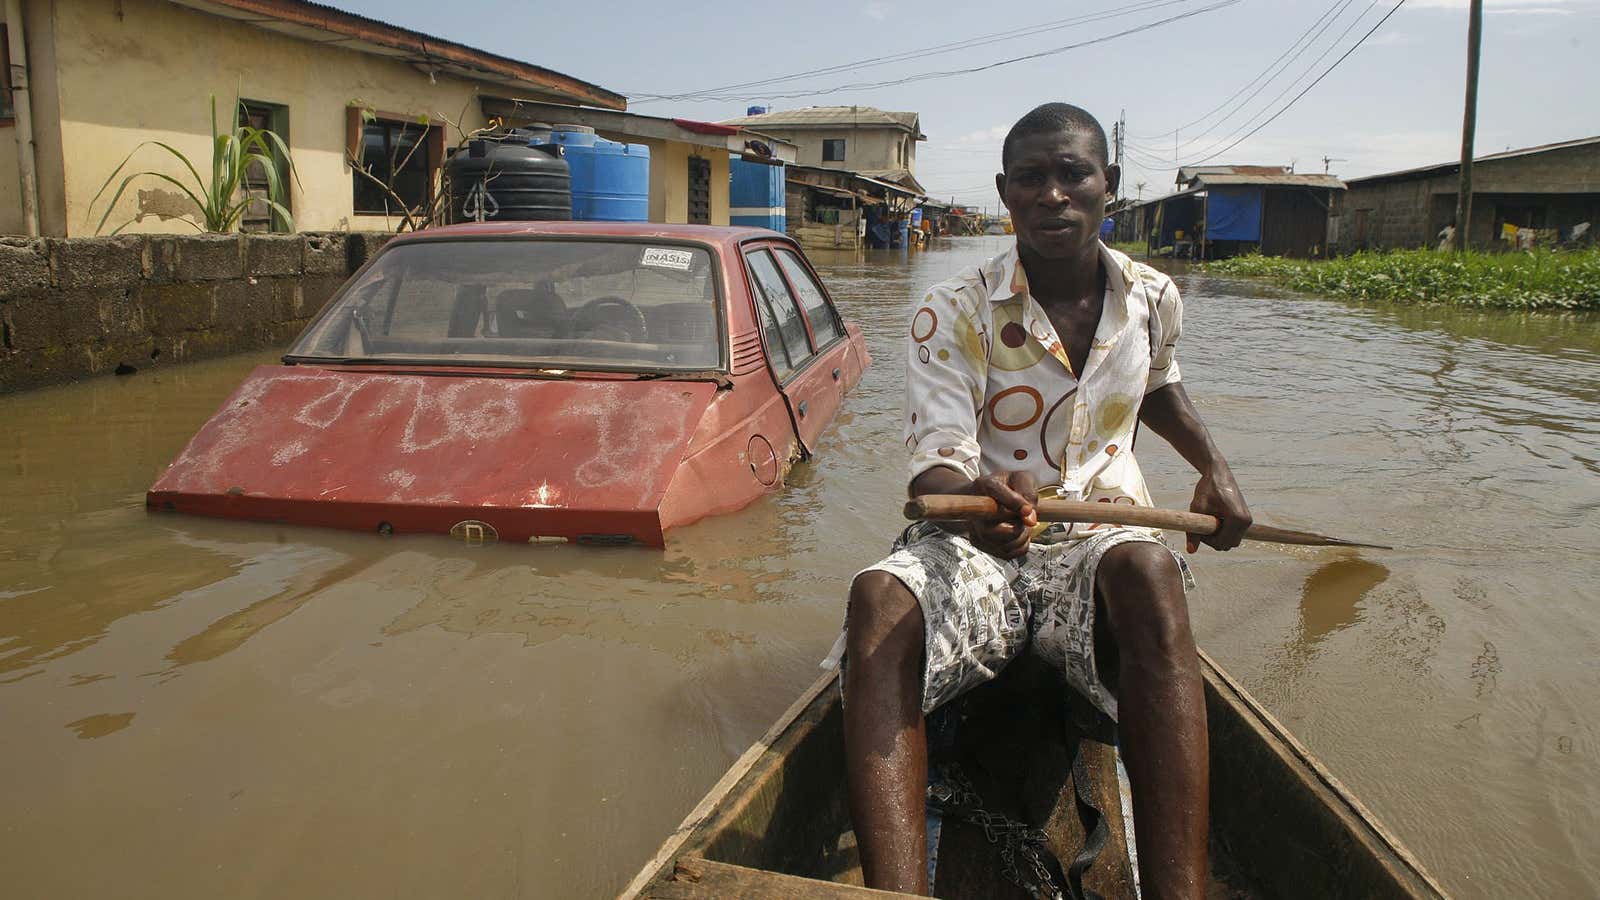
[1206,186,1263,241]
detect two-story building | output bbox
[719,106,926,250]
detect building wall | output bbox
[36,0,502,237]
[1331,142,1600,253]
[605,136,728,226]
[750,126,911,173]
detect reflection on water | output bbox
[0,239,1598,898]
[1296,556,1389,652]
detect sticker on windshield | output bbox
[641,247,694,271]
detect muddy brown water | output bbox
[1,236,1596,898]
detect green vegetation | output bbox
[1204,248,1600,311]
[89,95,295,234]
[1107,240,1150,258]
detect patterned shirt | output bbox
[905,241,1183,542]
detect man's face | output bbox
[997,130,1119,260]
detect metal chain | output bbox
[928,766,1066,900]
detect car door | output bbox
[743,243,848,452]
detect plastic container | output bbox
[729,158,786,232]
[549,126,650,222]
[444,128,570,223]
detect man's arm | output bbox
[1139,382,1252,552]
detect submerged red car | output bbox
[147,223,870,547]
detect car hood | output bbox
[147,365,719,546]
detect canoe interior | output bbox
[625,652,1448,899]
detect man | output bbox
[841,103,1252,898]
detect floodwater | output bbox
[2,236,1597,898]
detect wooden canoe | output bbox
[621,649,1450,899]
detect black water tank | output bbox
[445,129,571,223]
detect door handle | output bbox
[831,367,841,381]
[798,400,808,418]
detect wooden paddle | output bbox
[904,495,1392,550]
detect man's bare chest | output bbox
[1038,298,1103,378]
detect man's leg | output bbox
[1096,542,1209,900]
[843,570,928,894]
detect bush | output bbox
[1204,248,1600,310]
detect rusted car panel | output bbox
[147,223,869,547]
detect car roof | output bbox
[391,221,787,251]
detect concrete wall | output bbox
[0,231,392,393]
[17,0,502,237]
[750,125,913,173]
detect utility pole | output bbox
[1113,109,1126,200]
[1454,0,1483,253]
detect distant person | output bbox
[838,102,1250,897]
[1437,222,1456,251]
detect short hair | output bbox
[1001,103,1109,170]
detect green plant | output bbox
[88,94,295,234]
[1204,248,1600,311]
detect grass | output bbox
[1203,248,1600,311]
[1107,240,1150,258]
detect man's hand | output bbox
[1187,470,1251,553]
[968,472,1038,560]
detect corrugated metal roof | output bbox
[165,0,624,108]
[1178,164,1291,181]
[1344,135,1600,185]
[1195,172,1345,189]
[719,106,924,138]
[859,168,927,194]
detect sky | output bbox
[327,0,1599,213]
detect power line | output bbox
[1176,0,1409,168]
[628,1,1242,104]
[630,0,1202,104]
[1127,0,1355,142]
[1169,0,1386,164]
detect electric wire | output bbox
[629,0,1203,103]
[626,1,1241,104]
[1127,0,1356,141]
[1175,0,1409,167]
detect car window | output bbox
[745,249,814,372]
[289,240,721,371]
[774,249,843,347]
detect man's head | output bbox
[996,103,1119,260]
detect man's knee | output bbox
[1099,542,1192,664]
[847,571,924,663]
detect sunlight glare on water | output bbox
[0,236,1597,898]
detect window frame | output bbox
[822,139,845,162]
[0,25,14,125]
[347,107,444,218]
[742,247,816,382]
[238,99,291,233]
[770,246,845,352]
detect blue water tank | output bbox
[910,208,924,227]
[548,126,650,222]
[730,158,786,232]
[747,106,768,116]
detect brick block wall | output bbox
[0,232,394,394]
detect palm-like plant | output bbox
[89,95,296,234]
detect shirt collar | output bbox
[989,240,1133,304]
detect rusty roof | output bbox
[166,0,625,109]
[1344,134,1600,185]
[1192,172,1346,189]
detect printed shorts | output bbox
[844,521,1194,722]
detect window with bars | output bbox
[687,155,711,225]
[0,26,14,122]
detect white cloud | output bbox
[863,1,890,21]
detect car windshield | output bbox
[289,238,722,371]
